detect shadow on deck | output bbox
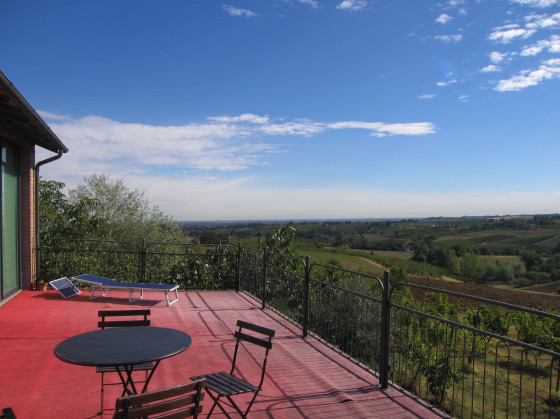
[0,289,443,418]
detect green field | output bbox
[185,215,560,291]
[301,249,385,277]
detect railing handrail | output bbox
[39,238,560,418]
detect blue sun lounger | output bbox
[71,274,179,306]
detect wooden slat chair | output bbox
[191,320,275,418]
[97,310,153,414]
[1,408,16,419]
[113,378,205,419]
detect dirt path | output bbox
[358,257,386,270]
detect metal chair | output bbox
[191,320,275,418]
[113,378,205,418]
[97,310,153,413]
[1,408,16,419]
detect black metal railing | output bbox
[39,239,560,418]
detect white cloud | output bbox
[223,4,257,18]
[521,45,544,55]
[481,64,502,72]
[510,0,559,8]
[525,12,560,29]
[37,110,70,121]
[436,14,453,24]
[488,27,536,43]
[299,0,319,8]
[448,0,466,6]
[521,35,560,55]
[37,113,436,183]
[208,114,271,124]
[434,34,463,43]
[494,57,560,91]
[458,94,470,102]
[437,79,458,86]
[417,94,437,99]
[326,121,436,136]
[337,0,368,11]
[490,51,507,63]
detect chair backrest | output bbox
[113,379,205,419]
[98,310,151,329]
[1,408,16,419]
[230,320,275,388]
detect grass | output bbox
[301,248,385,277]
[479,255,522,262]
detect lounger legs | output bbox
[89,286,108,301]
[165,289,179,306]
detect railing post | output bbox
[262,248,268,309]
[379,270,391,390]
[139,239,147,283]
[236,242,241,292]
[302,256,310,337]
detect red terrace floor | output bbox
[0,289,443,419]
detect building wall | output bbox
[19,144,35,290]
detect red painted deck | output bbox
[0,289,442,418]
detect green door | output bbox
[1,141,19,296]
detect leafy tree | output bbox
[521,250,543,272]
[460,253,482,283]
[39,174,183,282]
[40,179,103,240]
[258,223,297,257]
[68,174,182,243]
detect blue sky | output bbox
[2,0,559,221]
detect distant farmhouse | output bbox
[0,70,68,300]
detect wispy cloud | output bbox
[510,0,559,8]
[436,14,453,24]
[223,4,257,18]
[434,34,463,43]
[38,114,436,180]
[417,94,437,99]
[488,26,536,43]
[299,0,319,8]
[337,0,368,11]
[326,121,436,136]
[481,64,502,72]
[525,12,560,29]
[521,34,560,55]
[37,110,70,121]
[437,79,458,87]
[489,51,508,63]
[494,57,560,91]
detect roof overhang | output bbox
[0,70,68,154]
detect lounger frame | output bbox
[72,274,179,306]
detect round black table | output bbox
[54,327,191,394]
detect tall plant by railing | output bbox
[40,238,141,283]
[39,239,560,418]
[306,263,385,376]
[142,242,238,289]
